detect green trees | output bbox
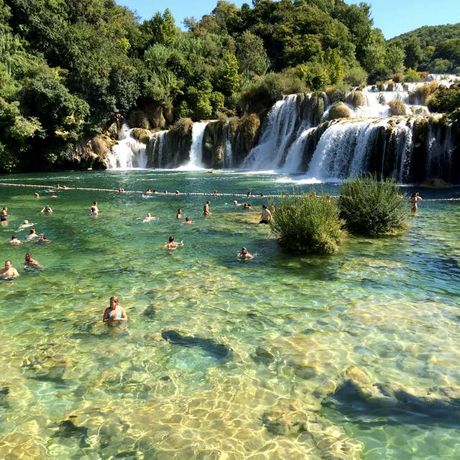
[0,0,458,172]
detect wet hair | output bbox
[241,247,247,253]
[25,253,31,260]
[262,205,267,209]
[168,236,174,242]
[185,217,190,221]
[110,296,119,303]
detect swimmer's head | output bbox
[25,253,31,261]
[23,219,29,224]
[110,296,119,305]
[241,247,248,254]
[4,260,12,268]
[262,205,267,209]
[168,236,174,243]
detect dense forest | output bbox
[0,0,458,172]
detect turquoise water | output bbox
[0,170,459,459]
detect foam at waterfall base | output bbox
[275,175,339,185]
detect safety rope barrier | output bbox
[0,181,459,201]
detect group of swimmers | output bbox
[0,254,43,280]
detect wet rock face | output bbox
[161,330,231,361]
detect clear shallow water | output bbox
[0,170,459,459]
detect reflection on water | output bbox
[0,171,459,458]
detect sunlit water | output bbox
[0,170,459,459]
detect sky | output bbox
[116,0,459,39]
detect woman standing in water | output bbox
[103,296,128,324]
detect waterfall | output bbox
[108,124,149,169]
[149,130,168,168]
[241,94,323,171]
[305,118,415,181]
[223,123,233,168]
[177,121,208,170]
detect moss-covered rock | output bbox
[131,128,151,144]
[202,120,225,168]
[346,91,365,108]
[327,102,352,120]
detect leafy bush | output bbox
[404,68,422,82]
[388,99,407,116]
[339,177,407,236]
[270,193,344,255]
[327,102,352,120]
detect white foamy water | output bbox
[108,124,149,169]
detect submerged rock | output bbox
[143,305,156,319]
[326,365,460,422]
[161,330,231,361]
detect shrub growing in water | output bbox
[388,99,407,116]
[339,177,407,236]
[270,193,344,255]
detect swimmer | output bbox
[24,253,43,269]
[246,191,252,198]
[143,188,154,195]
[259,205,272,224]
[237,247,254,260]
[10,235,21,246]
[203,200,211,217]
[184,216,193,225]
[176,208,183,219]
[410,192,423,213]
[175,190,180,195]
[19,219,34,230]
[90,201,99,217]
[0,207,8,224]
[164,236,184,250]
[118,187,125,193]
[50,192,58,199]
[37,234,51,243]
[243,202,252,210]
[0,260,19,279]
[34,193,40,198]
[41,205,53,214]
[233,200,240,206]
[102,296,128,324]
[27,228,38,240]
[143,212,155,223]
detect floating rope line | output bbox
[0,181,459,201]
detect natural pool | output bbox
[0,170,459,459]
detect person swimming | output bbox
[41,205,53,214]
[102,296,128,324]
[90,201,99,217]
[176,208,183,219]
[0,260,19,279]
[37,234,51,243]
[164,236,184,250]
[203,201,211,217]
[143,212,155,223]
[34,193,40,199]
[19,220,34,230]
[259,205,273,224]
[243,203,252,210]
[10,235,21,246]
[27,228,38,240]
[0,207,8,224]
[237,247,254,260]
[24,253,43,269]
[184,216,193,225]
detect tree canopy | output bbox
[0,0,458,172]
